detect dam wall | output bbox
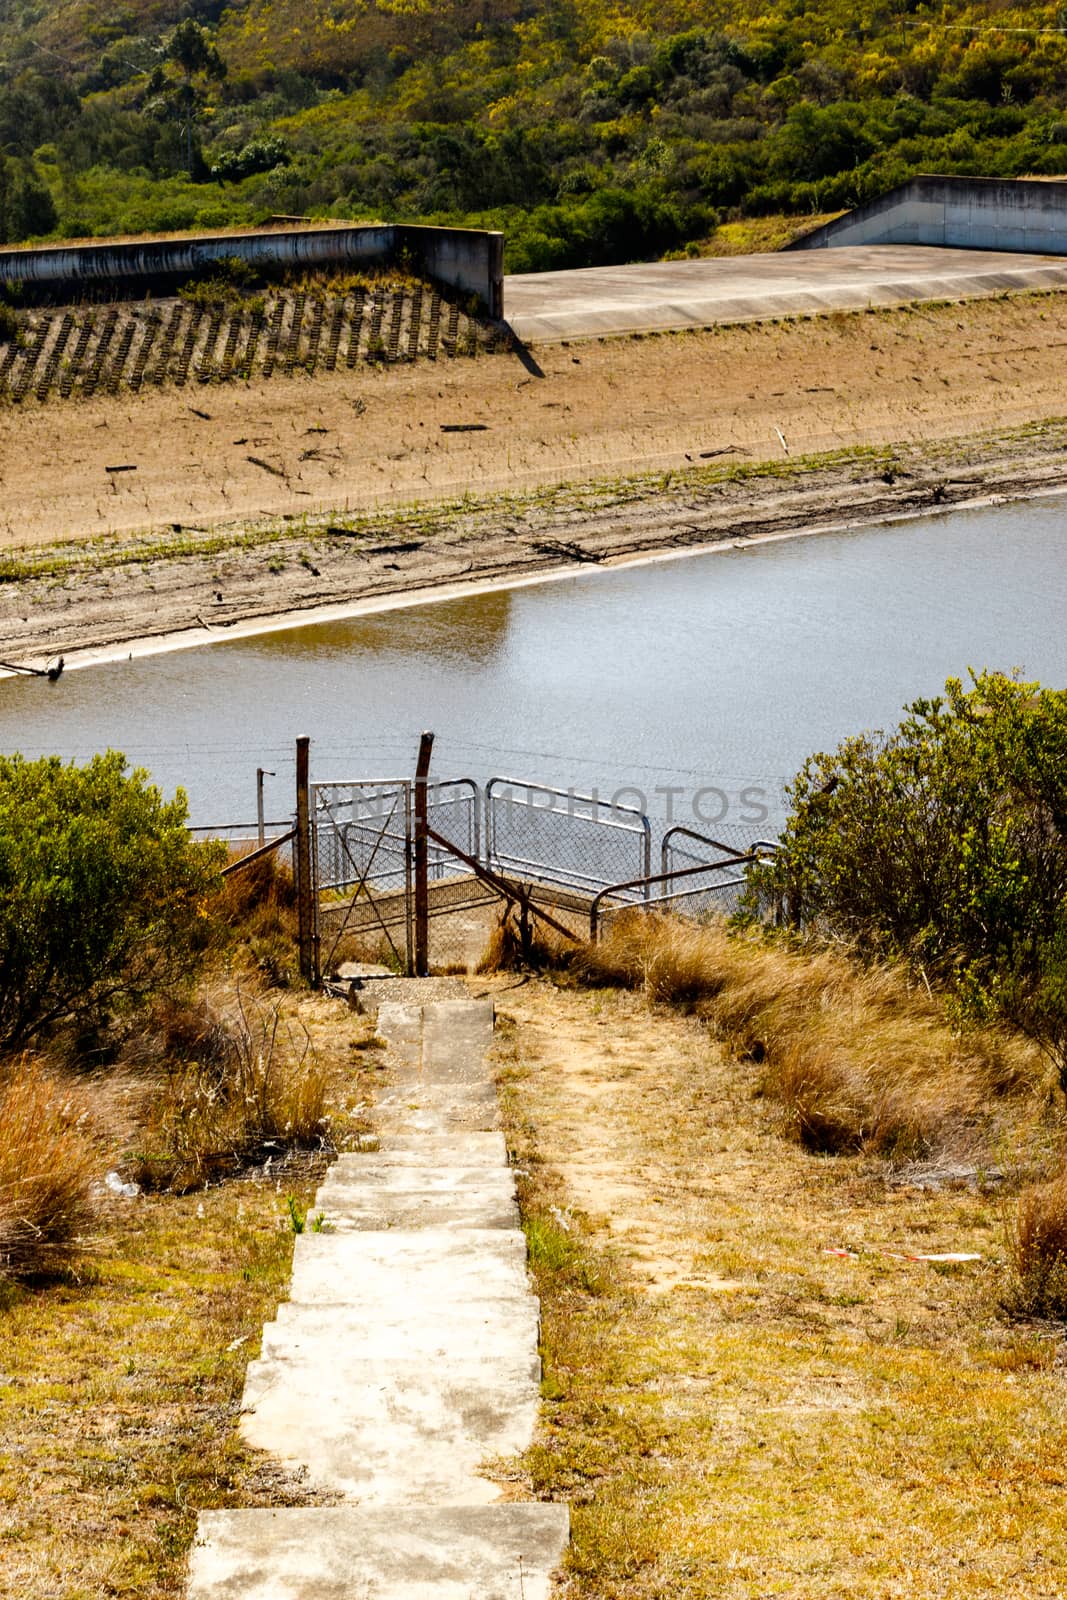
[789,176,1067,255]
[0,221,505,316]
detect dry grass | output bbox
[126,980,335,1193]
[0,1174,328,1598]
[576,913,1046,1162]
[1006,1169,1067,1319]
[0,966,383,1594]
[209,850,300,989]
[489,976,1067,1600]
[0,1058,99,1280]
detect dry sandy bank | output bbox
[1,289,1065,665]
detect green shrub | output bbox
[746,672,1067,1084]
[0,751,224,1050]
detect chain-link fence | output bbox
[312,780,413,975]
[201,766,783,974]
[485,779,652,894]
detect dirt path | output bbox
[491,977,1067,1599]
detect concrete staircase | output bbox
[187,997,569,1600]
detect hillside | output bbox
[1,0,1067,267]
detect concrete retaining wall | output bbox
[0,221,505,316]
[789,175,1067,255]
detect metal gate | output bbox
[310,777,485,977]
[312,778,415,976]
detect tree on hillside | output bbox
[0,156,57,244]
[146,20,227,178]
[0,751,224,1050]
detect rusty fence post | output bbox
[295,735,317,985]
[413,731,435,978]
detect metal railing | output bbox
[485,778,652,895]
[589,852,762,941]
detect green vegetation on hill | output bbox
[1,0,1067,266]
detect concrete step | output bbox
[372,1102,500,1136]
[341,1131,509,1167]
[288,1228,531,1306]
[259,1318,543,1382]
[319,1159,514,1192]
[188,1503,570,1600]
[259,1306,542,1377]
[240,1357,542,1501]
[374,1081,499,1112]
[376,999,496,1079]
[310,1183,519,1231]
[423,1000,496,1071]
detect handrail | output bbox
[219,828,297,877]
[660,824,751,876]
[590,853,759,941]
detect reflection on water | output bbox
[1,498,1065,832]
[246,587,515,668]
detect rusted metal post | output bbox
[295,736,316,985]
[256,766,274,847]
[413,731,435,978]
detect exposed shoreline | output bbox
[3,421,1067,677]
[3,288,1067,674]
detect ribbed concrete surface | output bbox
[503,244,1067,341]
[187,998,568,1599]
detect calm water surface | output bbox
[4,498,1066,833]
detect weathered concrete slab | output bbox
[423,1000,496,1071]
[188,1504,571,1600]
[288,1227,531,1306]
[375,1080,499,1110]
[319,1160,513,1192]
[265,1297,540,1349]
[240,1355,541,1501]
[331,1131,509,1167]
[377,999,424,1066]
[371,1098,501,1135]
[260,1303,542,1375]
[503,244,1067,342]
[311,1182,519,1230]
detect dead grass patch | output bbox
[1006,1168,1067,1320]
[209,850,300,989]
[0,969,382,1595]
[0,1174,328,1599]
[126,980,336,1193]
[576,913,1045,1162]
[0,1058,98,1281]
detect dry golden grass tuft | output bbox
[209,849,300,988]
[1006,1168,1067,1319]
[0,1057,99,1281]
[127,979,335,1193]
[576,912,1044,1161]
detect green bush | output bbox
[0,751,224,1050]
[746,673,1067,1084]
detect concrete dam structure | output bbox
[789,175,1067,255]
[0,220,505,316]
